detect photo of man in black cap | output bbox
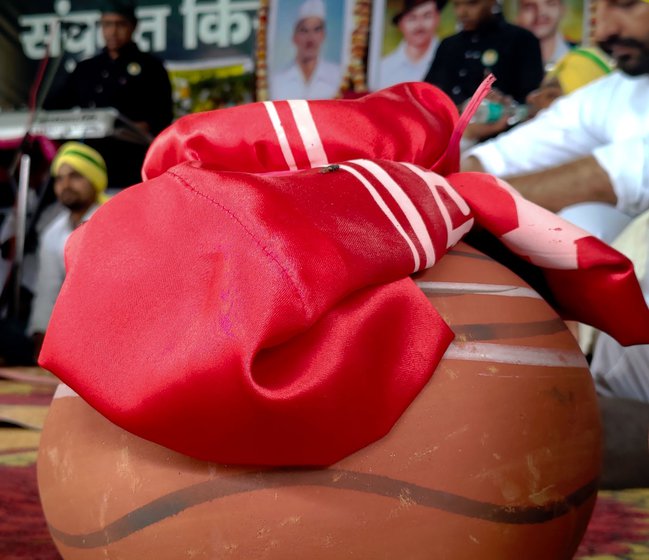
[371,0,447,90]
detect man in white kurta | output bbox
[464,71,649,219]
[462,0,649,418]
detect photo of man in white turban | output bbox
[268,0,345,100]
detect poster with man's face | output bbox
[367,0,455,92]
[265,0,355,100]
[503,0,586,67]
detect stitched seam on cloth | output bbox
[166,169,309,317]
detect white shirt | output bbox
[28,205,98,334]
[269,58,342,100]
[375,37,440,90]
[546,32,571,69]
[465,71,649,217]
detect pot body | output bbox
[37,242,601,560]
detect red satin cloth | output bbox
[40,82,649,466]
[141,81,462,180]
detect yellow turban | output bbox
[51,142,109,204]
[546,47,614,95]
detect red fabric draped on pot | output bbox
[141,82,463,180]
[39,82,649,467]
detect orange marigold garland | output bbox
[340,0,371,96]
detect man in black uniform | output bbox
[424,0,544,107]
[46,0,173,189]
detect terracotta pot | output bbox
[37,242,600,559]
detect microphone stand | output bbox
[11,155,31,319]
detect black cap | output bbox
[99,0,137,26]
[393,0,448,24]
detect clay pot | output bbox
[37,242,601,559]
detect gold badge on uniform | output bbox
[481,49,498,67]
[127,62,142,76]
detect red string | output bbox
[28,54,50,112]
[448,74,497,150]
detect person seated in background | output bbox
[424,0,544,110]
[0,142,107,365]
[45,0,173,189]
[27,142,108,359]
[462,0,649,488]
[462,46,613,149]
[461,0,649,233]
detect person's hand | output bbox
[484,88,514,109]
[462,88,514,141]
[487,88,507,100]
[463,118,510,141]
[460,155,486,172]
